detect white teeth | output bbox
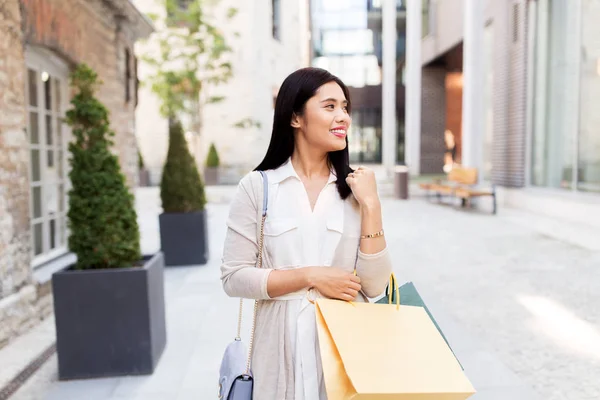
[330,130,345,134]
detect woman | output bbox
[220,67,392,399]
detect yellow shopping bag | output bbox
[315,295,476,399]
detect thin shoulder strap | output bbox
[235,171,268,376]
[258,170,269,217]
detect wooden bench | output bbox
[419,167,497,214]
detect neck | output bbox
[290,142,329,180]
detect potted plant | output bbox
[158,119,208,266]
[52,64,167,380]
[204,142,220,185]
[138,148,151,187]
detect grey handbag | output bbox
[218,171,269,400]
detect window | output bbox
[531,0,581,190]
[272,0,281,40]
[26,53,69,266]
[368,0,405,11]
[125,48,131,103]
[134,56,139,107]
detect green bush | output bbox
[65,64,141,269]
[160,120,206,213]
[205,143,220,168]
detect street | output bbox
[9,185,600,400]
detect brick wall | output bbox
[0,0,143,350]
[491,0,528,187]
[0,0,36,349]
[20,0,140,188]
[420,67,447,174]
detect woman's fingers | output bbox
[342,293,355,301]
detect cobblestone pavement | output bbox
[9,185,599,400]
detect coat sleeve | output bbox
[355,247,392,298]
[220,173,272,300]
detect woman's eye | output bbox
[326,104,335,109]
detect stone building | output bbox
[0,0,153,350]
[133,0,311,185]
[404,0,600,226]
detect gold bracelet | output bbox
[360,229,384,239]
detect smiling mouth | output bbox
[330,129,346,137]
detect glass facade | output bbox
[531,0,600,192]
[310,0,405,164]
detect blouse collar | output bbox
[270,158,337,185]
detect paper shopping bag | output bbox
[315,299,475,400]
[376,280,463,369]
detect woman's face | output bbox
[292,81,351,153]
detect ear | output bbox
[290,112,302,129]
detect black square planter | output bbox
[52,252,167,380]
[159,210,208,266]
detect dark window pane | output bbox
[28,69,38,107]
[44,75,51,111]
[32,186,42,218]
[34,223,43,255]
[47,150,54,168]
[29,112,39,144]
[125,49,131,102]
[50,219,56,249]
[46,115,53,145]
[31,149,41,182]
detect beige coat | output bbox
[221,169,392,400]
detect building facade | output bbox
[310,0,406,167]
[0,0,152,350]
[405,0,600,226]
[134,0,311,185]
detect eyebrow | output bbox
[320,98,348,104]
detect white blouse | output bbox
[220,162,392,400]
[264,159,342,400]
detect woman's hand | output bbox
[346,167,380,208]
[307,267,361,301]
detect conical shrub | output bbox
[205,143,220,167]
[65,64,141,269]
[160,119,206,213]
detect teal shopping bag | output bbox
[376,275,464,370]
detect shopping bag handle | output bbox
[387,272,400,309]
[354,269,400,310]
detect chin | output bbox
[326,139,347,152]
[326,144,346,153]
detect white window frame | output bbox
[25,46,71,268]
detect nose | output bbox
[335,110,350,125]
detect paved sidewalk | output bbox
[8,185,600,400]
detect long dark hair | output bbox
[254,67,354,200]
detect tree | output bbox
[141,0,237,124]
[65,64,141,269]
[205,142,220,167]
[141,1,260,136]
[160,119,206,212]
